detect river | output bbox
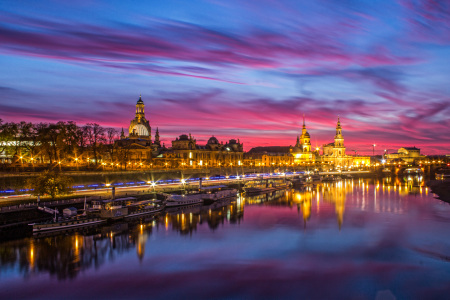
[1,176,449,299]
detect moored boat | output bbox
[244,178,291,195]
[125,199,165,218]
[30,217,106,233]
[200,186,237,205]
[165,186,238,207]
[165,193,205,207]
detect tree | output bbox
[84,123,106,166]
[106,128,119,164]
[27,171,74,199]
[0,122,18,158]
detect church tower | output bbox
[136,95,145,121]
[299,115,311,153]
[333,117,345,157]
[128,95,152,140]
[293,115,313,163]
[154,127,161,147]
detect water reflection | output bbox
[1,176,449,299]
[0,197,247,280]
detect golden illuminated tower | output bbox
[299,115,311,152]
[293,115,313,162]
[128,95,152,140]
[333,116,345,157]
[136,95,145,121]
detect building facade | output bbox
[291,116,316,163]
[161,134,244,168]
[386,147,426,163]
[321,117,353,167]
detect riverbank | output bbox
[427,180,450,203]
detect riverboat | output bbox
[96,197,136,219]
[165,186,237,207]
[287,175,311,187]
[31,196,164,233]
[30,217,106,233]
[92,197,164,219]
[165,193,204,207]
[200,186,237,205]
[124,199,165,218]
[244,178,291,195]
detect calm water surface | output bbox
[1,177,449,300]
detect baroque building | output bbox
[386,147,426,163]
[321,117,353,167]
[244,146,294,168]
[115,94,244,169]
[291,116,316,163]
[127,95,152,140]
[161,134,244,168]
[115,95,159,166]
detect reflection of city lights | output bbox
[29,246,34,269]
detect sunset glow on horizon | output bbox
[1,0,449,154]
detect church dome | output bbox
[137,95,144,105]
[207,136,219,144]
[131,124,149,136]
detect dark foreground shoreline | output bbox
[427,180,450,203]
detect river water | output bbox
[1,177,449,300]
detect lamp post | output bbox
[372,144,376,157]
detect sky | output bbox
[0,0,449,154]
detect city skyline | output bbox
[1,1,449,154]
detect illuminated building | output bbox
[291,115,315,163]
[160,134,244,168]
[128,95,152,140]
[386,147,426,163]
[321,117,353,167]
[115,95,157,164]
[244,146,293,167]
[115,96,244,168]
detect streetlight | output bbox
[372,144,376,156]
